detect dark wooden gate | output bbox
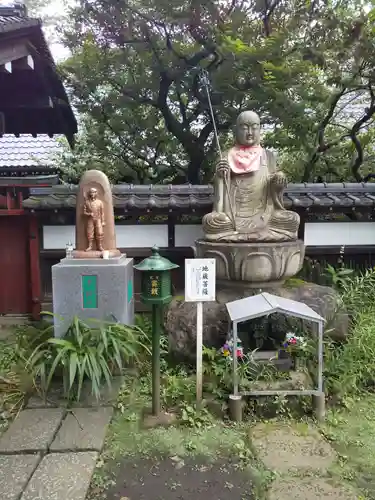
[0,216,30,314]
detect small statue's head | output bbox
[88,187,98,200]
[235,111,261,147]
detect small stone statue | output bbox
[73,170,121,259]
[202,110,300,242]
[84,187,105,252]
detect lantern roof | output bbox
[134,246,179,272]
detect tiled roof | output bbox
[0,6,77,142]
[0,135,65,167]
[0,13,39,33]
[0,4,39,32]
[22,182,375,211]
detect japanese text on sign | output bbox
[150,275,160,296]
[185,259,216,302]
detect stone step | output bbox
[50,407,113,452]
[0,454,40,500]
[268,477,356,500]
[251,422,335,473]
[21,452,98,500]
[0,409,65,453]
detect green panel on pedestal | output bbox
[82,275,98,309]
[127,279,133,303]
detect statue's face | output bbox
[88,188,97,200]
[236,112,261,146]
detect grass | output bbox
[0,337,27,433]
[322,394,375,499]
[88,374,375,500]
[87,375,273,500]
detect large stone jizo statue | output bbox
[202,111,300,242]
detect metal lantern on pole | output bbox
[134,245,179,416]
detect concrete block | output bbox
[0,454,40,500]
[52,255,134,337]
[22,452,98,500]
[0,409,65,453]
[50,407,113,451]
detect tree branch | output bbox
[349,85,375,181]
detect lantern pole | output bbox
[152,303,161,415]
[134,245,179,421]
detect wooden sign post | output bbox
[185,258,216,406]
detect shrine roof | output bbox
[22,182,375,212]
[0,12,39,33]
[226,292,324,324]
[0,4,77,143]
[0,134,65,168]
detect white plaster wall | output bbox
[175,224,204,247]
[304,222,375,246]
[43,221,375,249]
[43,224,169,249]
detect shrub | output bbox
[324,307,375,398]
[340,267,375,316]
[26,317,149,401]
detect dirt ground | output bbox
[106,456,256,500]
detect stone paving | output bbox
[251,422,357,500]
[0,378,121,500]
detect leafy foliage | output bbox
[26,316,150,401]
[323,307,375,398]
[298,267,375,400]
[57,0,375,183]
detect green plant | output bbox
[325,264,354,289]
[13,322,54,362]
[340,267,375,316]
[180,402,212,428]
[161,368,196,407]
[202,346,272,399]
[324,308,375,398]
[26,316,150,401]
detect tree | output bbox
[59,0,375,184]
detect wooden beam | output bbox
[2,55,35,73]
[0,40,31,67]
[29,214,42,320]
[0,209,24,215]
[0,95,54,108]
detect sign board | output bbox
[81,275,98,309]
[185,259,216,302]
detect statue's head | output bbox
[88,187,98,200]
[235,111,261,147]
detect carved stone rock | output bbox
[195,239,305,287]
[165,282,347,361]
[72,170,121,258]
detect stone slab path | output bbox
[251,422,357,500]
[0,378,121,500]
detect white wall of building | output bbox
[43,224,169,249]
[43,221,375,249]
[304,222,375,246]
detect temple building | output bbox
[0,3,77,318]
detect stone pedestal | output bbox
[195,239,305,287]
[52,255,134,338]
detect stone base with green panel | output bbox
[52,255,134,337]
